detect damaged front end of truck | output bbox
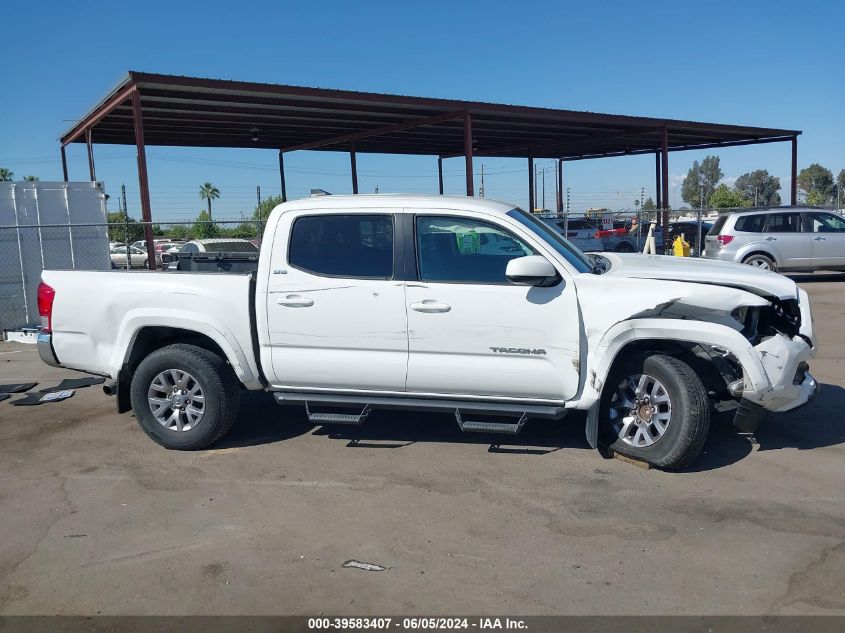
[573,255,818,447]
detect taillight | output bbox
[37,281,55,333]
[716,235,734,247]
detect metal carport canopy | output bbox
[62,71,799,160]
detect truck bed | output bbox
[42,269,260,387]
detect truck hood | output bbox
[598,253,797,300]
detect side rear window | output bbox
[288,214,393,278]
[764,213,802,233]
[708,215,728,235]
[734,214,766,233]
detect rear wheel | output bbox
[600,353,709,469]
[130,344,240,450]
[743,253,777,272]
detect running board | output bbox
[305,402,371,426]
[455,409,528,435]
[274,391,566,419]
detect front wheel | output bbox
[600,353,709,469]
[130,343,240,450]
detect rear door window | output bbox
[288,214,394,278]
[764,213,802,233]
[733,214,765,232]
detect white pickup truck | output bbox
[37,195,818,469]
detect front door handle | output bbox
[277,294,314,308]
[814,236,826,241]
[765,237,777,241]
[410,300,451,313]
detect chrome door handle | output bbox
[277,294,314,308]
[410,300,451,313]
[814,236,826,241]
[765,237,777,241]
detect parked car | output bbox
[703,207,845,272]
[177,238,260,254]
[540,218,604,252]
[542,217,664,253]
[109,245,165,269]
[38,195,817,469]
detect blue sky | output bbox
[1,0,843,220]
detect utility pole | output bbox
[533,165,538,211]
[121,184,128,217]
[479,164,485,198]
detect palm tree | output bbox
[199,182,220,220]
[24,175,39,182]
[0,168,13,181]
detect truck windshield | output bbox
[507,209,594,273]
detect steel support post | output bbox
[131,89,156,270]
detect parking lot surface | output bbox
[1,275,843,616]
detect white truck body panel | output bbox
[41,269,262,389]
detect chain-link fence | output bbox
[0,218,264,332]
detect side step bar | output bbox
[455,410,528,435]
[305,402,371,426]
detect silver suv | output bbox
[703,207,845,272]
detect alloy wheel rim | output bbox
[748,258,770,269]
[148,369,205,432]
[608,373,672,447]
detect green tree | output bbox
[167,224,193,240]
[193,210,219,239]
[836,169,845,208]
[681,155,723,208]
[253,194,284,221]
[796,164,834,205]
[734,170,781,207]
[199,182,220,220]
[23,175,39,182]
[107,211,145,243]
[0,168,13,181]
[709,184,751,209]
[641,197,656,210]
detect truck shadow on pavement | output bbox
[686,382,845,472]
[217,384,845,470]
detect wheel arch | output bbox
[738,246,781,268]
[581,318,771,410]
[115,324,251,413]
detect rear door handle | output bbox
[410,300,451,313]
[765,237,777,241]
[276,294,314,308]
[814,236,826,241]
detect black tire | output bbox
[143,259,150,269]
[599,353,709,469]
[129,343,240,450]
[615,241,636,253]
[742,253,777,272]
